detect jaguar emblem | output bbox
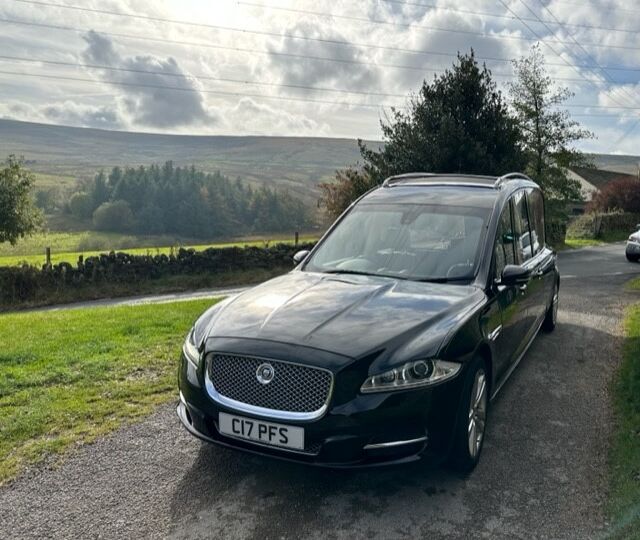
[256,363,275,385]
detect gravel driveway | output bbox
[1,243,639,539]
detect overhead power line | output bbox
[6,1,640,75]
[0,53,620,88]
[0,55,406,98]
[0,69,402,108]
[1,67,639,115]
[370,0,640,35]
[13,0,640,36]
[1,16,638,88]
[238,1,640,52]
[530,0,640,133]
[496,0,634,117]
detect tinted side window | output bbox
[494,202,516,278]
[527,188,545,254]
[513,190,533,263]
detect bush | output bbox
[69,192,94,219]
[92,200,134,232]
[588,178,640,214]
[567,210,640,239]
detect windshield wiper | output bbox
[322,269,411,280]
[322,269,377,277]
[417,276,472,283]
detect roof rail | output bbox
[382,173,496,188]
[382,173,438,187]
[494,172,533,188]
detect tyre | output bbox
[626,252,639,262]
[448,356,489,474]
[542,282,559,332]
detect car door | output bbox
[490,196,530,379]
[525,187,556,326]
[510,188,540,352]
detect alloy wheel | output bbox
[467,369,487,459]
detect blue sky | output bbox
[1,0,640,154]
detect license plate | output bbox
[218,412,304,450]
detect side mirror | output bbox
[292,250,310,265]
[500,264,531,286]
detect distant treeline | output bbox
[63,162,312,237]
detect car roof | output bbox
[360,172,539,208]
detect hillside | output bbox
[1,119,638,201]
[0,119,373,203]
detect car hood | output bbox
[200,271,485,359]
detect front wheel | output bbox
[626,252,639,263]
[448,357,488,474]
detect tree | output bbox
[588,177,640,214]
[322,51,526,216]
[319,167,377,220]
[92,200,134,232]
[0,155,42,244]
[509,45,594,215]
[69,192,94,219]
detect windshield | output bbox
[305,203,490,282]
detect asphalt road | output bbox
[2,243,639,539]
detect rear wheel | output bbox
[448,356,488,474]
[542,282,559,332]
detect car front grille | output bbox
[207,354,333,414]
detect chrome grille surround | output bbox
[205,353,334,421]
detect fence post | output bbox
[45,247,51,267]
[294,231,299,246]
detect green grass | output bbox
[0,298,218,484]
[34,172,76,190]
[564,237,606,248]
[628,277,640,292]
[0,231,319,267]
[608,304,640,538]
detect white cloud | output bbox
[0,0,637,149]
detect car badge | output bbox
[256,363,275,385]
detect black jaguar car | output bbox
[177,172,559,472]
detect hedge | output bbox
[0,243,315,306]
[567,211,640,239]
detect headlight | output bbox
[360,360,461,393]
[630,236,636,242]
[182,328,200,367]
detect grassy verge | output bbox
[564,237,605,249]
[0,298,218,485]
[608,304,640,538]
[0,231,319,267]
[565,231,630,250]
[0,267,285,311]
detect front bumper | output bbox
[177,348,465,468]
[626,240,640,254]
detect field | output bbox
[0,298,218,484]
[608,304,640,537]
[0,231,319,267]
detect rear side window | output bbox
[494,202,516,278]
[513,190,533,263]
[527,188,545,255]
